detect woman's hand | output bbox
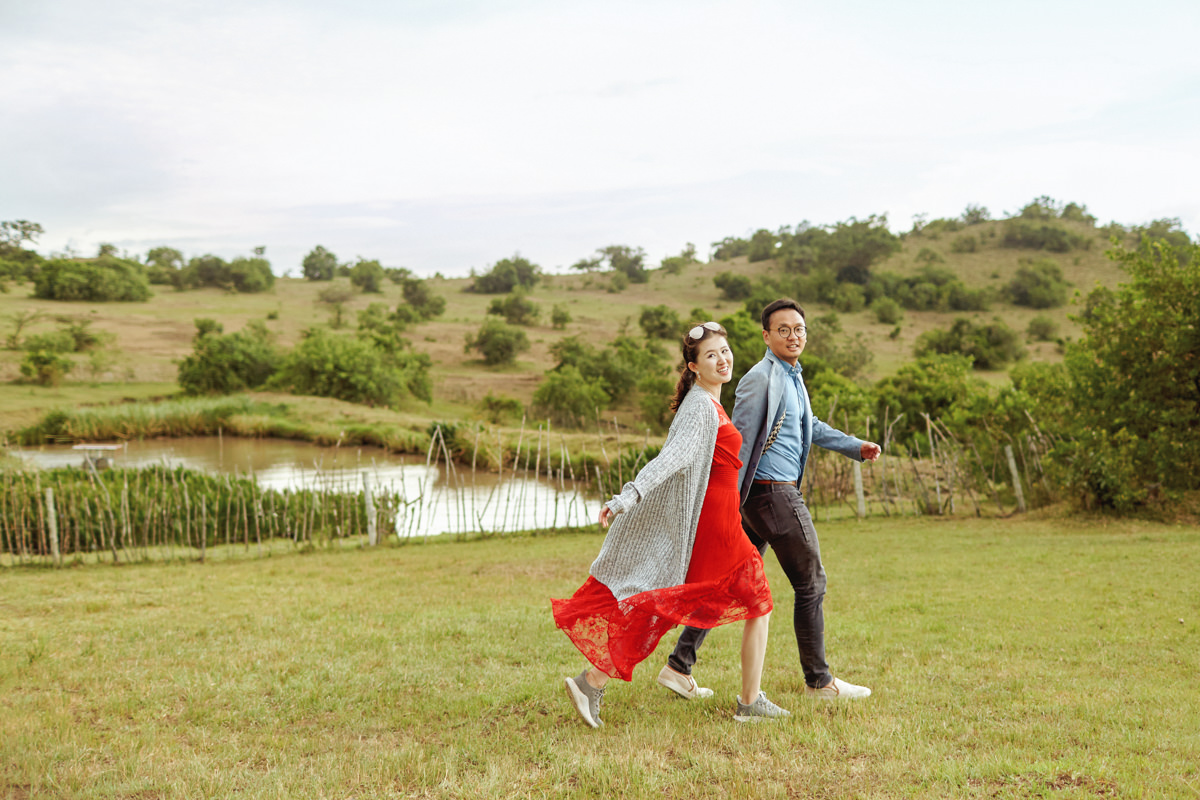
[598,506,614,529]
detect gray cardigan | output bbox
[589,384,719,601]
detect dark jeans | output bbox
[667,482,831,689]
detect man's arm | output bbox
[811,418,879,462]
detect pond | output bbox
[10,437,600,538]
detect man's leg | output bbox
[741,484,830,689]
[666,625,710,676]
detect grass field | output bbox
[3,515,1197,798]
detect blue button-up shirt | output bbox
[753,357,806,481]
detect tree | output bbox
[302,246,338,281]
[469,254,540,293]
[531,366,609,427]
[487,293,540,325]
[638,305,682,339]
[1006,258,1070,308]
[914,317,1024,370]
[1037,240,1200,507]
[399,276,446,321]
[18,350,73,386]
[145,246,184,287]
[464,319,530,366]
[349,258,386,293]
[747,229,778,262]
[33,256,151,302]
[269,327,420,407]
[550,304,572,329]
[713,271,753,300]
[226,256,274,293]
[177,320,278,395]
[0,220,44,248]
[601,245,649,283]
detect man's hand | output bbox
[860,442,882,462]
[599,506,614,528]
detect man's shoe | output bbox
[733,691,791,723]
[805,676,872,700]
[564,670,604,728]
[657,665,714,700]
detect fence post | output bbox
[1005,444,1027,513]
[45,488,61,567]
[364,471,378,546]
[852,461,866,519]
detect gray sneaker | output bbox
[564,670,605,728]
[733,691,791,723]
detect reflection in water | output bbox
[12,437,599,537]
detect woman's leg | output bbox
[586,666,610,690]
[740,611,770,702]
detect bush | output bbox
[871,297,903,325]
[178,320,279,395]
[302,245,338,281]
[477,392,524,425]
[487,293,540,326]
[465,319,530,366]
[531,366,609,427]
[636,376,676,432]
[607,271,629,292]
[399,277,446,320]
[349,258,386,293]
[549,334,667,406]
[914,318,1024,370]
[18,350,73,386]
[550,304,572,329]
[915,247,944,264]
[638,305,682,339]
[22,330,76,353]
[950,234,979,254]
[269,328,423,407]
[469,254,540,293]
[1002,220,1090,252]
[1006,258,1070,309]
[710,236,749,261]
[226,257,275,293]
[33,256,151,302]
[1026,315,1059,341]
[747,229,778,262]
[874,354,988,445]
[713,271,753,300]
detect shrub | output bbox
[18,350,74,386]
[33,256,151,302]
[950,234,979,254]
[961,204,991,225]
[914,317,1024,370]
[477,392,524,424]
[399,277,446,320]
[747,229,778,262]
[1002,220,1090,252]
[464,319,530,366]
[713,271,753,300]
[22,330,76,353]
[549,334,667,405]
[915,247,944,264]
[487,293,540,326]
[550,304,572,329]
[469,254,540,293]
[302,245,338,281]
[710,236,749,261]
[349,258,386,293]
[638,305,682,339]
[178,320,279,395]
[226,257,275,293]
[607,271,629,292]
[1006,258,1070,309]
[871,297,903,325]
[531,366,609,427]
[874,354,988,445]
[636,376,676,432]
[1026,315,1059,341]
[269,328,420,407]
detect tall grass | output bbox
[1,516,1196,798]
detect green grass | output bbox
[3,516,1197,798]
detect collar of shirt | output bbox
[763,348,804,379]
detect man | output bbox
[656,298,881,702]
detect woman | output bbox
[551,321,790,727]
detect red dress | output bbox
[551,400,773,680]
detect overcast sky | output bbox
[2,0,1198,277]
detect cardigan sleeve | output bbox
[605,387,717,516]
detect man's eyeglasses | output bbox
[774,325,808,339]
[688,321,722,341]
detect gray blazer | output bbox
[590,384,719,601]
[732,350,865,505]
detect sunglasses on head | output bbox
[688,321,722,341]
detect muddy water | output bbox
[11,437,599,537]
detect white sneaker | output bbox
[733,691,791,723]
[657,665,714,700]
[805,676,872,700]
